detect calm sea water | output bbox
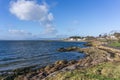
[0,40,86,72]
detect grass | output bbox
[46,62,120,80]
[108,41,120,47]
[0,77,3,80]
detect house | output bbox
[64,36,86,41]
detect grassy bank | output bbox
[108,42,120,47]
[46,62,120,80]
[46,44,120,80]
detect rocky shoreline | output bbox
[1,43,120,80]
[45,46,120,80]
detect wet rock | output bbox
[57,46,80,52]
[55,60,68,65]
[13,67,32,76]
[44,64,54,72]
[57,48,66,52]
[14,75,24,80]
[66,47,76,51]
[2,75,15,80]
[46,60,68,73]
[39,67,45,72]
[68,60,77,65]
[84,42,92,46]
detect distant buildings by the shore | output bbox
[97,32,120,41]
[63,36,86,41]
[63,32,120,42]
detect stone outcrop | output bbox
[1,45,120,80]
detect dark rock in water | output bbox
[57,46,80,52]
[84,42,92,46]
[2,75,15,80]
[13,65,37,76]
[57,47,67,52]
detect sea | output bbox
[0,40,86,72]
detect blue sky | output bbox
[0,0,120,40]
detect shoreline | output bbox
[1,42,120,80]
[44,45,120,80]
[62,40,87,42]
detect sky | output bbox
[0,0,120,40]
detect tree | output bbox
[69,36,82,39]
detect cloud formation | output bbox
[10,0,57,35]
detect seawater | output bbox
[0,40,86,72]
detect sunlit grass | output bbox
[108,42,120,47]
[46,62,120,80]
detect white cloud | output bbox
[10,0,57,35]
[10,0,48,21]
[8,29,32,36]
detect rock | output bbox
[57,46,80,52]
[2,75,15,80]
[14,75,25,80]
[84,42,93,46]
[68,60,77,65]
[48,67,58,73]
[57,48,66,52]
[46,60,68,73]
[39,67,45,72]
[44,64,54,72]
[55,60,68,65]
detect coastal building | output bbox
[106,35,118,40]
[64,36,86,41]
[97,33,119,41]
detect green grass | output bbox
[108,42,120,47]
[46,62,120,80]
